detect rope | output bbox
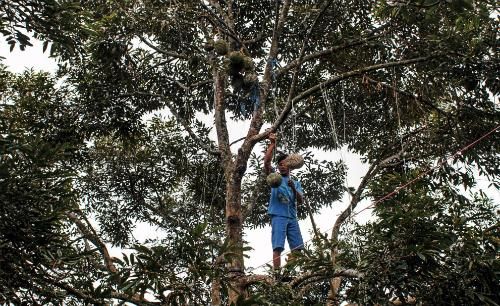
[321,82,353,220]
[291,98,297,152]
[393,67,407,173]
[247,124,499,273]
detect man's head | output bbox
[276,153,289,176]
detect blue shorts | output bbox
[271,215,304,252]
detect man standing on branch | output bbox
[264,132,304,270]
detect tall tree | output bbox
[1,0,499,305]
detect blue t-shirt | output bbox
[267,175,303,219]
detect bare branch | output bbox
[229,136,246,147]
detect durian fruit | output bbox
[214,40,228,55]
[284,153,304,170]
[243,56,254,71]
[228,51,246,70]
[203,39,214,51]
[266,172,282,188]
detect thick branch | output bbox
[290,268,363,288]
[66,212,117,274]
[244,275,276,287]
[213,70,233,172]
[236,0,292,164]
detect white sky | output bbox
[2,40,497,273]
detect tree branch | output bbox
[236,0,292,166]
[138,36,189,60]
[119,91,219,155]
[244,274,276,287]
[330,160,380,242]
[42,278,106,305]
[295,56,434,107]
[252,56,435,144]
[66,211,118,274]
[290,268,363,288]
[200,1,248,53]
[361,74,448,116]
[276,26,390,77]
[213,70,233,172]
[280,0,335,145]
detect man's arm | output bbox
[263,133,276,175]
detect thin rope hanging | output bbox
[321,81,353,207]
[392,67,407,174]
[291,98,297,152]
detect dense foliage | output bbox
[1,0,498,305]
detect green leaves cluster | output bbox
[0,0,498,304]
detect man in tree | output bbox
[263,132,304,270]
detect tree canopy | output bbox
[1,0,499,305]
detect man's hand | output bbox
[268,132,276,143]
[288,179,303,204]
[264,132,277,175]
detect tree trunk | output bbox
[212,67,248,303]
[225,178,247,304]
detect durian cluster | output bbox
[204,39,258,93]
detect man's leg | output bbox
[287,218,304,253]
[271,216,286,269]
[273,249,282,269]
